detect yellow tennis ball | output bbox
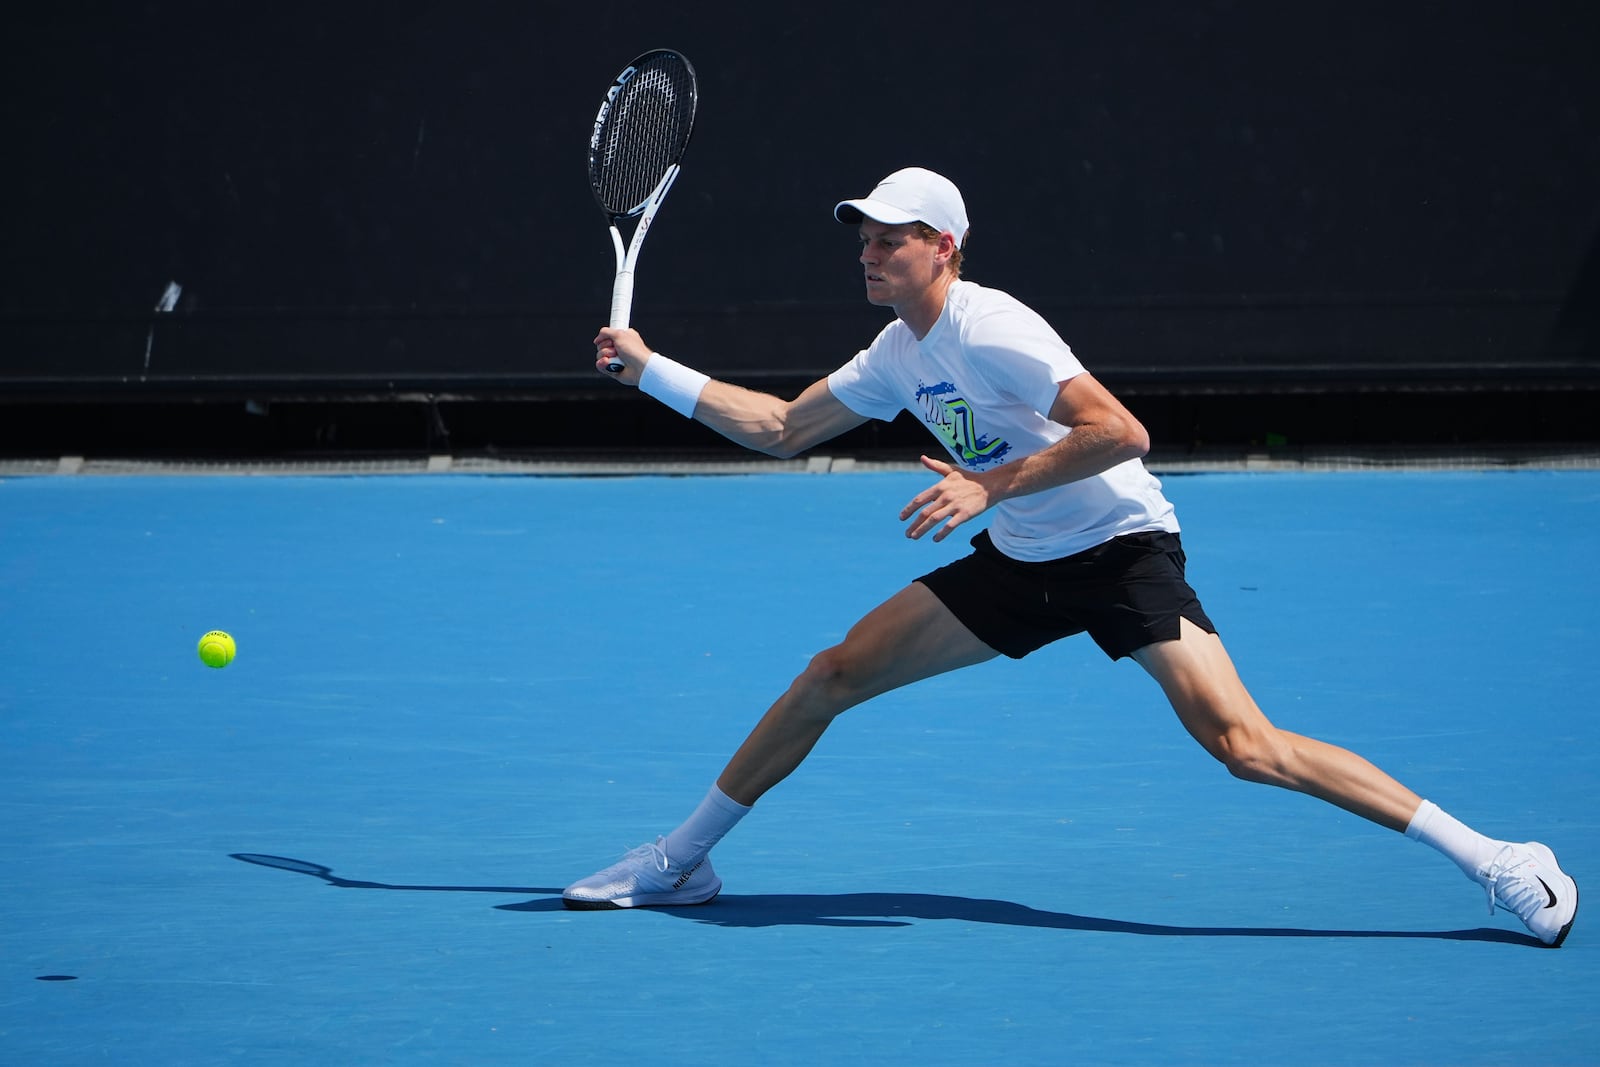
[197,630,236,668]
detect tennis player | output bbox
[569,167,1578,946]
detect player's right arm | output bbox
[595,326,868,458]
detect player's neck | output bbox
[896,271,958,340]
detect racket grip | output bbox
[606,271,635,372]
[609,272,635,331]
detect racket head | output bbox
[588,49,698,221]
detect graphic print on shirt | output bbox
[915,380,1012,468]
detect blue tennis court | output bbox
[2,468,1595,1064]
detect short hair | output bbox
[910,221,966,276]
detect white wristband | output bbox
[638,352,710,419]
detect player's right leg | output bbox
[715,580,1000,806]
[562,581,998,909]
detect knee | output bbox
[1208,726,1295,787]
[792,644,866,717]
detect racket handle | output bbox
[609,272,635,331]
[606,271,635,372]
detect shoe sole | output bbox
[561,881,723,911]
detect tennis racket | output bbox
[588,48,698,372]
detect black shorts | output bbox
[916,528,1216,661]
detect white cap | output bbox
[834,167,970,245]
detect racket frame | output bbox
[587,49,697,369]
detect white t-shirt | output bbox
[827,279,1179,561]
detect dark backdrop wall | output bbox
[2,2,1597,453]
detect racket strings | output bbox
[591,57,696,218]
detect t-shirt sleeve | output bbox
[826,325,906,421]
[965,301,1086,415]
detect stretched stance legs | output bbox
[564,586,1578,946]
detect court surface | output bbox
[2,468,1595,1065]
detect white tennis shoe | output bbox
[1479,842,1578,947]
[562,837,722,910]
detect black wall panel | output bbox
[3,1,1597,400]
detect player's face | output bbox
[857,221,943,307]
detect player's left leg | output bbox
[1130,617,1421,828]
[1132,618,1578,946]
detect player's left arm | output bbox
[901,373,1150,542]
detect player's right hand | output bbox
[594,327,651,384]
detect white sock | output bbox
[662,785,751,867]
[1405,799,1506,883]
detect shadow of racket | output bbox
[230,852,559,896]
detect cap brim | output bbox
[834,197,922,226]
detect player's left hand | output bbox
[901,455,993,542]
